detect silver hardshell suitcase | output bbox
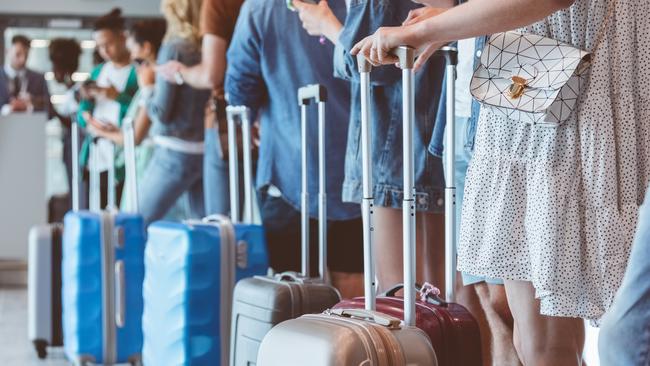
[229,86,341,366]
[28,121,82,358]
[257,48,438,366]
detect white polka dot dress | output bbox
[457,0,650,321]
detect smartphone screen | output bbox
[286,0,318,11]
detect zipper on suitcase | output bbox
[100,212,117,365]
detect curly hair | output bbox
[94,8,125,32]
[161,0,203,46]
[49,38,82,73]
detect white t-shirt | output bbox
[91,62,133,172]
[455,38,476,118]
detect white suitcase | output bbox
[27,121,81,358]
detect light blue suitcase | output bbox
[142,107,269,366]
[62,120,146,366]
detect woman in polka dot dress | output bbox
[352,0,649,364]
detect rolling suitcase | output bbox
[229,87,341,366]
[332,47,483,366]
[28,120,81,359]
[62,118,146,366]
[256,47,438,366]
[142,106,268,366]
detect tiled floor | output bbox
[0,286,68,366]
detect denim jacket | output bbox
[429,36,487,157]
[148,38,210,142]
[333,0,446,211]
[225,0,360,220]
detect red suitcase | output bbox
[332,47,483,366]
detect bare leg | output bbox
[505,280,585,366]
[475,283,521,366]
[374,207,445,293]
[330,271,364,299]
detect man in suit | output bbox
[0,35,49,116]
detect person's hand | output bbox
[351,26,409,66]
[85,112,119,133]
[102,85,119,100]
[9,98,28,112]
[403,7,446,26]
[137,63,156,86]
[293,0,343,43]
[155,61,185,83]
[251,121,261,148]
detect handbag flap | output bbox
[471,31,590,113]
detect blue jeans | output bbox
[599,186,650,366]
[139,146,205,226]
[203,128,230,216]
[442,117,503,286]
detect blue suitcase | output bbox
[142,107,268,366]
[62,122,146,366]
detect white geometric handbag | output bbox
[470,31,591,127]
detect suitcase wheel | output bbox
[75,355,94,366]
[32,339,48,359]
[128,354,143,366]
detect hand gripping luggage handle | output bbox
[122,117,139,213]
[225,106,255,224]
[297,84,328,282]
[439,46,459,302]
[357,54,376,311]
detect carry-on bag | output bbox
[142,107,268,366]
[62,118,146,366]
[331,47,483,366]
[28,121,81,359]
[229,87,341,366]
[256,47,438,366]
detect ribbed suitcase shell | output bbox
[142,221,268,366]
[62,211,146,364]
[334,296,482,365]
[230,275,341,366]
[257,311,437,366]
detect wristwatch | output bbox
[174,70,184,85]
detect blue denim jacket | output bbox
[225,0,360,221]
[429,36,486,157]
[148,38,210,142]
[333,0,447,212]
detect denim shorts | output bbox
[342,107,446,213]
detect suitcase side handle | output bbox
[381,283,448,307]
[114,260,126,328]
[328,308,401,328]
[297,84,328,282]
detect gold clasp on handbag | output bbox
[508,76,528,99]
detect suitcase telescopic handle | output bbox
[356,54,377,312]
[71,116,80,212]
[439,46,459,303]
[297,84,328,282]
[122,117,139,213]
[390,45,418,327]
[225,106,255,224]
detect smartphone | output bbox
[286,0,318,11]
[83,79,98,89]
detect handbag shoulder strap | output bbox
[591,1,617,56]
